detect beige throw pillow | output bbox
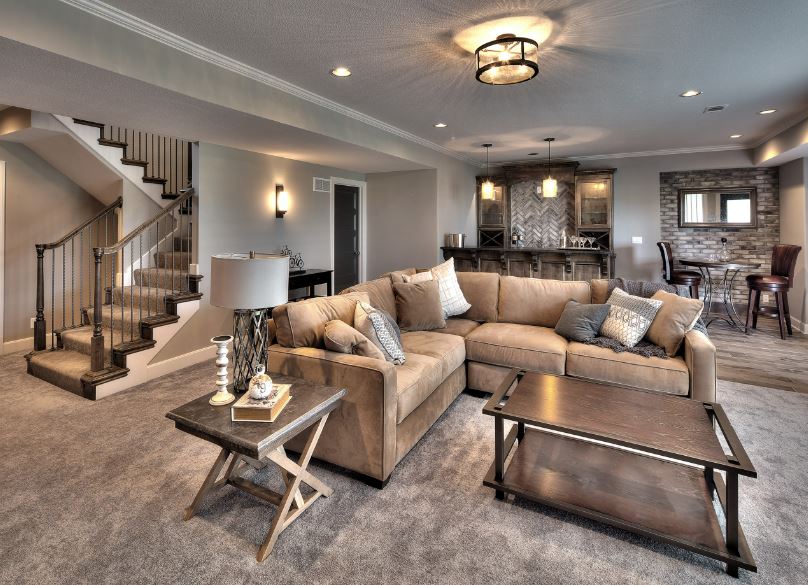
[393,281,446,331]
[324,320,385,360]
[646,290,704,357]
[402,271,433,284]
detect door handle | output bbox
[353,251,361,256]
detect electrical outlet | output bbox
[30,317,36,329]
[631,236,643,244]
[761,293,770,303]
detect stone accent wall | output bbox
[510,179,575,248]
[659,168,779,302]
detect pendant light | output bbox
[481,143,495,200]
[542,137,557,198]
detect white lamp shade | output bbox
[210,253,289,309]
[542,177,558,198]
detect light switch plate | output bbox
[632,236,643,244]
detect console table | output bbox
[289,268,333,299]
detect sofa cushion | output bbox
[396,352,444,423]
[456,271,499,322]
[273,292,369,348]
[386,267,417,284]
[324,319,385,361]
[393,281,446,331]
[341,277,398,320]
[401,330,466,379]
[498,277,591,327]
[566,342,689,396]
[465,322,567,375]
[432,318,481,338]
[590,279,610,304]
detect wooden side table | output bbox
[166,374,345,561]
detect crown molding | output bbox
[59,0,477,166]
[568,144,748,161]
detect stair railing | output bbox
[102,125,191,196]
[90,188,196,371]
[34,197,123,351]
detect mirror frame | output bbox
[678,187,757,228]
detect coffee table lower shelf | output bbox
[483,426,756,575]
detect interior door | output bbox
[333,184,360,292]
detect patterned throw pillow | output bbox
[430,258,472,318]
[600,288,664,348]
[354,302,406,365]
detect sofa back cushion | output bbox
[456,271,500,323]
[273,291,369,348]
[498,276,591,327]
[340,277,398,319]
[590,279,610,304]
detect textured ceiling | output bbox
[97,0,808,162]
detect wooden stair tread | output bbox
[72,118,105,128]
[142,176,167,184]
[98,138,127,148]
[121,158,149,167]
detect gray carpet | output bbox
[1,353,806,585]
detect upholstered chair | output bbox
[745,244,802,339]
[657,241,701,299]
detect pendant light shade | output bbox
[475,34,539,85]
[542,137,557,198]
[481,143,495,200]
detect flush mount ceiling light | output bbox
[730,134,743,138]
[475,33,539,85]
[679,89,702,97]
[481,143,495,200]
[433,122,448,128]
[542,137,557,198]
[330,67,351,77]
[758,109,777,115]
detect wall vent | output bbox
[703,104,728,113]
[313,177,331,192]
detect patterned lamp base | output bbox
[232,309,271,393]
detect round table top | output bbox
[680,257,761,270]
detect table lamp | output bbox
[210,252,289,393]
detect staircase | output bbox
[25,121,202,400]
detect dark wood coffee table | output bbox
[482,370,757,577]
[166,373,345,561]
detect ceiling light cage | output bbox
[475,34,539,85]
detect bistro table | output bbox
[680,258,761,332]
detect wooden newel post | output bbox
[90,248,105,371]
[34,245,47,351]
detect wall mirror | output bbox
[678,187,757,228]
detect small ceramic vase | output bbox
[248,364,274,400]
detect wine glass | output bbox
[570,236,579,248]
[586,236,595,249]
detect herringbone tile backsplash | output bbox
[510,180,575,248]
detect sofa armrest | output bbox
[267,345,398,482]
[683,330,717,403]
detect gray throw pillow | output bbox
[554,300,611,342]
[354,301,406,365]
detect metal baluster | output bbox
[51,250,55,349]
[80,230,84,317]
[71,236,75,327]
[62,246,66,330]
[120,247,125,343]
[130,240,135,340]
[169,209,175,300]
[147,221,152,317]
[139,233,143,326]
[157,134,161,179]
[110,249,115,350]
[156,218,160,298]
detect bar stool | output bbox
[657,241,701,299]
[746,244,802,339]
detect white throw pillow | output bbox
[430,258,472,318]
[401,271,433,284]
[600,288,663,348]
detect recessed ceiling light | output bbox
[679,89,702,97]
[758,109,777,115]
[730,134,743,139]
[330,67,351,77]
[527,152,539,156]
[433,122,447,128]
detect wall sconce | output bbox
[275,184,289,218]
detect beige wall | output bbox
[1,141,103,342]
[579,149,755,281]
[152,142,364,361]
[779,158,807,326]
[366,170,438,278]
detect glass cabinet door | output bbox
[577,177,612,228]
[479,185,505,227]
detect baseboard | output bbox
[2,336,33,355]
[791,316,808,334]
[145,344,216,379]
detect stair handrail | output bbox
[89,188,195,372]
[93,188,194,256]
[34,197,123,352]
[38,197,122,250]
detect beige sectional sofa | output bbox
[268,271,716,487]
